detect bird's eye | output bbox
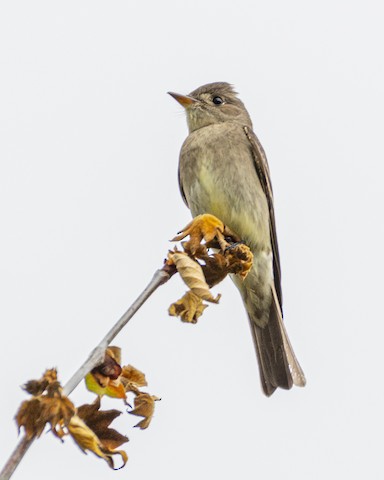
[212,96,224,105]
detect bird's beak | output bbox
[168,92,198,108]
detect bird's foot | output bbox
[171,213,241,255]
[171,213,225,255]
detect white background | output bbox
[1,1,383,479]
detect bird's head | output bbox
[168,82,252,133]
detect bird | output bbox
[168,82,306,396]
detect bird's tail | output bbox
[247,287,306,396]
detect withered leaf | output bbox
[42,394,77,439]
[202,244,254,285]
[225,243,254,279]
[168,251,220,303]
[182,242,209,259]
[15,380,76,440]
[129,393,160,430]
[106,346,122,365]
[16,398,46,439]
[22,368,58,396]
[68,414,128,470]
[120,365,148,393]
[43,369,58,383]
[22,380,48,397]
[91,348,123,383]
[168,290,208,323]
[85,347,125,398]
[77,397,129,450]
[85,373,127,399]
[201,252,231,287]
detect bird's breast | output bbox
[179,123,271,252]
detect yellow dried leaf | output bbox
[168,251,220,303]
[129,393,160,430]
[68,414,105,456]
[85,373,127,399]
[68,414,128,470]
[168,290,208,323]
[106,346,122,365]
[103,381,127,399]
[120,365,148,392]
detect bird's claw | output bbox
[171,214,225,254]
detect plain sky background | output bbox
[1,1,383,479]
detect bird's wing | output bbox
[243,126,283,310]
[178,164,188,207]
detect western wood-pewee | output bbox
[169,82,305,396]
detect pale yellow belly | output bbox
[188,164,271,254]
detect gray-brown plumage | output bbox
[169,82,305,395]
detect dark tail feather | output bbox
[248,288,306,396]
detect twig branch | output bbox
[64,265,175,395]
[0,438,34,480]
[0,263,177,480]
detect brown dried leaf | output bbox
[22,368,58,396]
[22,380,48,397]
[120,365,148,393]
[225,243,254,279]
[168,290,208,323]
[182,242,209,259]
[202,244,254,285]
[86,347,125,398]
[15,398,46,439]
[43,392,76,439]
[168,251,220,303]
[171,214,225,254]
[68,414,128,470]
[15,379,76,440]
[77,397,129,450]
[43,369,58,384]
[201,253,231,287]
[91,349,122,382]
[106,346,122,365]
[129,393,160,430]
[85,349,152,400]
